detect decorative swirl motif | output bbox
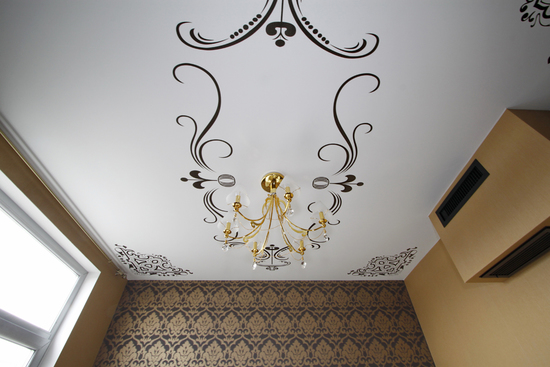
[327,192,343,216]
[180,172,234,223]
[174,63,233,171]
[318,73,378,175]
[288,1,379,58]
[114,244,193,276]
[176,1,277,50]
[520,0,550,27]
[256,244,292,271]
[307,192,341,229]
[176,0,379,58]
[213,233,244,247]
[348,247,418,277]
[203,189,227,224]
[266,0,296,47]
[180,170,216,189]
[181,171,236,190]
[332,175,364,192]
[312,175,363,193]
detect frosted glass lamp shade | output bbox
[277,176,301,198]
[310,201,333,221]
[225,186,250,206]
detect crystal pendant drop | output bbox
[232,217,239,233]
[252,262,257,270]
[287,205,294,217]
[222,244,229,252]
[301,261,307,269]
[323,231,329,241]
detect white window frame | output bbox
[0,172,99,367]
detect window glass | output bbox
[0,337,34,367]
[0,208,79,331]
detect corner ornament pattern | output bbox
[520,0,550,27]
[348,247,417,277]
[115,244,193,277]
[176,0,379,58]
[520,0,550,63]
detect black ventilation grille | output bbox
[436,159,489,227]
[481,227,550,278]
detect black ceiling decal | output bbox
[174,64,237,225]
[307,192,342,219]
[177,1,277,51]
[115,244,193,277]
[326,191,343,217]
[347,248,418,277]
[202,189,227,224]
[519,0,550,63]
[179,171,235,223]
[266,0,296,47]
[174,13,378,261]
[181,170,236,190]
[313,175,364,193]
[255,244,292,271]
[173,63,233,172]
[317,73,378,176]
[214,232,244,248]
[288,0,379,58]
[176,0,379,58]
[520,0,550,27]
[306,74,378,230]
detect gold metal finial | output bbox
[260,172,284,193]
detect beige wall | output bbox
[429,109,550,282]
[406,240,550,366]
[0,131,127,367]
[407,109,550,366]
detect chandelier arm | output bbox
[274,199,299,253]
[238,222,269,245]
[234,208,266,224]
[233,196,273,225]
[225,233,240,241]
[275,203,299,236]
[289,250,305,261]
[273,195,327,236]
[259,197,276,254]
[280,224,297,253]
[282,212,324,233]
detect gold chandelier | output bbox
[220,172,331,269]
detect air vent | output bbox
[481,227,550,278]
[436,159,489,227]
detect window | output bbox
[0,188,87,367]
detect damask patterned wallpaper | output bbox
[93,281,434,367]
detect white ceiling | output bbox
[1,0,549,280]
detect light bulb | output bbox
[222,244,229,252]
[252,262,257,270]
[301,260,307,269]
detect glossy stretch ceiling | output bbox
[0,0,549,280]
